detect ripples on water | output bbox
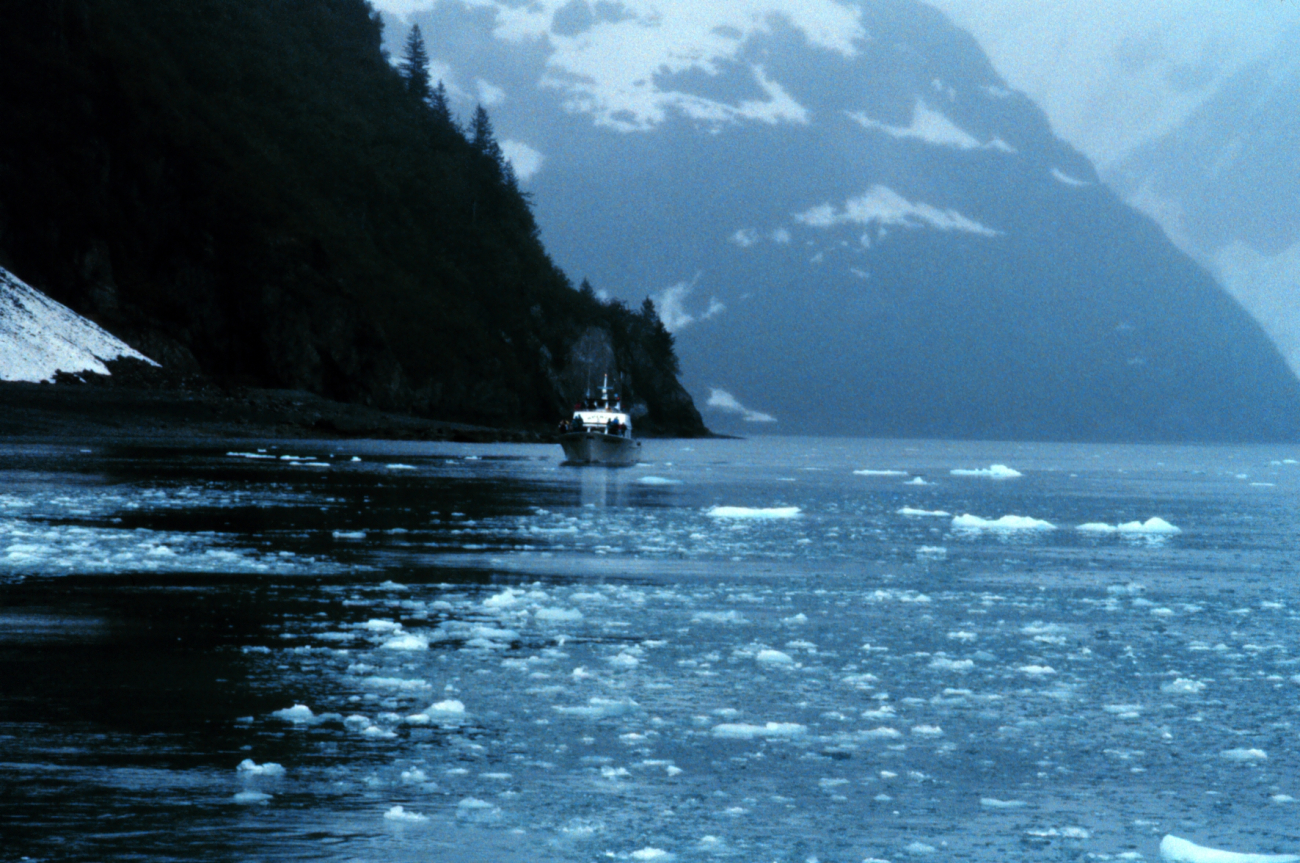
[1,437,1299,862]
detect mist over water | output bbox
[3,437,1299,861]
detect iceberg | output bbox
[1077,517,1181,534]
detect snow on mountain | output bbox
[373,0,1300,441]
[930,1,1300,373]
[0,267,155,382]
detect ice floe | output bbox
[1077,517,1181,534]
[1160,835,1299,863]
[898,507,950,517]
[233,790,272,804]
[1220,748,1267,763]
[952,514,1055,530]
[706,505,801,519]
[950,464,1022,478]
[854,469,908,476]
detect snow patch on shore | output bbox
[1,266,156,382]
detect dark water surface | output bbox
[2,437,1299,862]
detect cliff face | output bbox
[0,0,706,435]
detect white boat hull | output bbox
[559,431,641,466]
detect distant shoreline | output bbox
[0,379,715,444]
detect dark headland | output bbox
[0,1,708,441]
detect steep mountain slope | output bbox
[389,0,1300,441]
[0,0,705,435]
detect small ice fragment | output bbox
[350,456,362,462]
[898,507,950,517]
[1220,748,1267,763]
[950,464,1021,478]
[911,725,943,737]
[332,530,366,540]
[706,505,801,519]
[980,797,1027,808]
[1162,678,1206,694]
[855,469,908,476]
[271,704,315,723]
[906,841,938,855]
[427,699,466,716]
[237,759,285,776]
[386,464,417,470]
[630,849,675,861]
[929,656,974,671]
[1078,518,1180,534]
[364,619,402,631]
[233,790,272,804]
[711,722,806,739]
[638,476,681,485]
[382,633,429,650]
[1159,834,1299,863]
[1018,665,1056,676]
[384,805,428,822]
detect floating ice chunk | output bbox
[929,656,974,672]
[1018,665,1056,676]
[483,588,523,608]
[692,610,749,624]
[631,849,675,861]
[350,456,362,462]
[455,797,500,821]
[857,726,903,740]
[378,580,408,591]
[554,697,639,719]
[382,633,429,650]
[400,768,428,783]
[953,514,1055,530]
[608,651,641,668]
[980,797,1028,808]
[362,676,431,691]
[906,841,938,855]
[384,805,428,822]
[386,464,417,470]
[271,704,316,723]
[911,725,943,737]
[1159,834,1299,863]
[332,530,366,540]
[756,649,794,666]
[782,613,808,625]
[898,507,950,516]
[1220,748,1267,763]
[1078,518,1181,534]
[951,464,1021,478]
[638,476,681,485]
[535,607,583,622]
[427,699,466,716]
[1273,795,1296,804]
[233,790,272,804]
[855,469,908,476]
[905,476,930,485]
[237,759,285,776]
[712,722,806,739]
[916,545,947,557]
[706,505,801,519]
[227,451,278,460]
[1162,678,1206,694]
[363,619,403,632]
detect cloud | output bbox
[794,185,1000,237]
[849,99,1016,153]
[499,140,545,179]
[476,78,506,106]
[706,388,776,423]
[731,228,759,247]
[373,0,861,131]
[653,278,725,331]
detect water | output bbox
[2,436,1299,862]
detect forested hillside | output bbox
[0,0,705,434]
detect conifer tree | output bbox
[469,104,503,165]
[429,80,453,127]
[399,24,431,102]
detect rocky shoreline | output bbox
[0,379,561,444]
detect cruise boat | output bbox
[557,376,641,466]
